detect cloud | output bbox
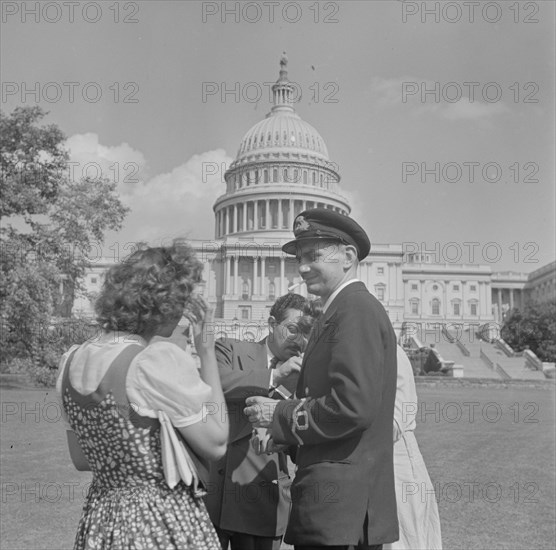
[371,76,509,120]
[65,133,148,189]
[66,133,233,249]
[120,149,233,244]
[440,101,509,120]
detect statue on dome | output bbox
[280,52,288,69]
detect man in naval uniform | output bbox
[244,208,399,550]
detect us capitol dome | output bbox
[213,54,351,241]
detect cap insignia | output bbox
[293,215,311,235]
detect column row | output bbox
[216,199,347,237]
[224,256,291,298]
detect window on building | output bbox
[411,299,419,315]
[453,302,460,316]
[470,285,477,291]
[432,284,439,291]
[293,169,298,182]
[377,267,384,275]
[91,277,97,284]
[453,285,460,291]
[470,302,477,316]
[273,168,278,182]
[240,306,251,320]
[375,284,385,301]
[268,282,276,301]
[242,282,249,301]
[432,298,440,315]
[283,168,288,182]
[411,283,418,291]
[264,169,269,183]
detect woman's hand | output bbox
[185,294,214,355]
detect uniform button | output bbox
[218,469,224,475]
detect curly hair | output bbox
[269,293,320,337]
[95,244,203,336]
[269,293,308,324]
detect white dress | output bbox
[384,346,442,550]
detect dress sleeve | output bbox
[127,341,213,428]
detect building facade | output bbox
[73,58,555,336]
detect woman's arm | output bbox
[178,297,228,461]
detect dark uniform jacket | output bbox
[271,282,399,546]
[204,338,292,537]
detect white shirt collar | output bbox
[322,279,360,314]
[265,339,275,369]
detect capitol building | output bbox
[74,58,555,341]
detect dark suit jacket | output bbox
[272,282,399,546]
[204,338,292,537]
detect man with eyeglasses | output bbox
[204,293,313,550]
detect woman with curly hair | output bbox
[56,244,228,549]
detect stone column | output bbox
[278,200,283,229]
[444,280,449,318]
[509,288,514,310]
[254,201,258,230]
[420,280,425,318]
[243,203,247,232]
[261,258,266,297]
[497,288,502,321]
[233,205,237,233]
[234,258,239,296]
[265,200,270,229]
[280,257,285,295]
[252,257,258,296]
[225,255,231,295]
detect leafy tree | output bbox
[501,299,556,362]
[0,106,129,379]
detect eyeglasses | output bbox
[278,316,314,338]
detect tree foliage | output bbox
[0,106,129,377]
[501,299,556,362]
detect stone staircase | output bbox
[426,335,502,379]
[483,345,547,381]
[419,329,548,380]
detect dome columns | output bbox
[214,197,349,238]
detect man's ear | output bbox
[343,245,358,268]
[268,316,277,333]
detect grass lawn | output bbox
[1,384,554,549]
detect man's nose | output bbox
[298,263,310,274]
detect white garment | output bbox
[56,332,212,428]
[385,346,442,550]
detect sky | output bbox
[2,0,555,272]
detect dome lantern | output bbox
[271,52,295,114]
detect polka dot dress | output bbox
[61,346,220,550]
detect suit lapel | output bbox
[237,339,268,372]
[302,282,366,364]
